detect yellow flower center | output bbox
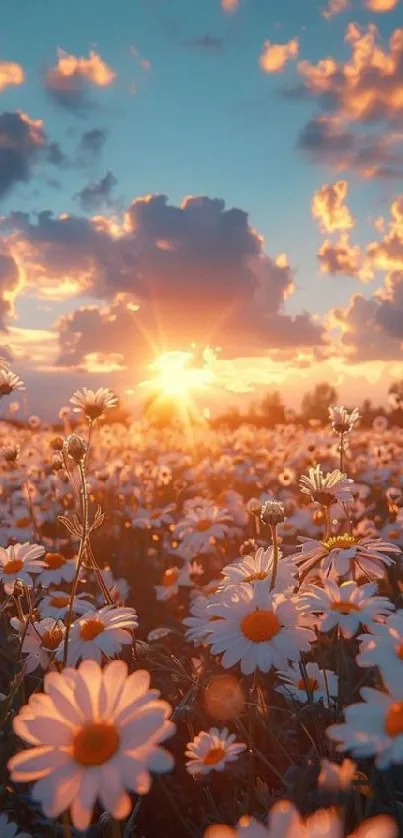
[49,594,70,607]
[162,567,181,587]
[80,618,105,641]
[241,609,280,643]
[244,571,269,583]
[322,534,357,552]
[73,722,120,766]
[385,702,403,738]
[3,559,23,575]
[40,627,64,650]
[332,602,361,615]
[44,553,66,570]
[203,746,226,765]
[195,519,212,532]
[297,677,319,692]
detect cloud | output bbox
[75,171,117,212]
[0,111,66,199]
[1,193,325,365]
[45,49,115,112]
[0,60,25,92]
[297,115,403,178]
[365,0,400,10]
[221,0,238,11]
[181,34,223,51]
[0,251,19,326]
[332,271,403,360]
[259,38,299,74]
[318,234,364,277]
[312,180,354,232]
[366,196,403,272]
[322,0,350,19]
[297,24,403,124]
[78,128,107,157]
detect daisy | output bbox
[0,815,30,838]
[8,659,175,831]
[300,580,394,638]
[173,503,232,554]
[0,368,25,397]
[155,562,202,602]
[357,611,403,691]
[299,466,355,506]
[276,661,338,707]
[185,727,246,776]
[206,584,315,675]
[293,534,400,580]
[329,406,360,435]
[204,801,396,838]
[183,587,222,644]
[70,387,118,421]
[38,552,76,587]
[19,618,66,673]
[132,504,176,530]
[219,546,297,593]
[62,605,138,665]
[38,590,94,620]
[0,542,45,594]
[328,686,403,769]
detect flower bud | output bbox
[63,434,87,463]
[260,499,285,526]
[3,443,20,463]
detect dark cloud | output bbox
[78,128,107,158]
[3,194,326,363]
[0,111,68,200]
[75,171,117,212]
[333,271,403,360]
[297,116,403,179]
[181,34,224,50]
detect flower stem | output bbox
[339,432,345,473]
[269,524,279,591]
[62,460,89,667]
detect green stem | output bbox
[269,524,279,591]
[339,432,345,473]
[62,461,89,667]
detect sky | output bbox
[0,0,403,417]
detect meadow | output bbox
[0,365,403,838]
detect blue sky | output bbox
[0,0,402,415]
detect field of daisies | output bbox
[1,362,403,838]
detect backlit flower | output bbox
[276,661,338,707]
[357,611,403,691]
[8,660,175,830]
[328,686,403,769]
[38,552,76,587]
[185,727,246,775]
[20,617,66,673]
[38,590,94,620]
[70,387,118,421]
[63,605,138,665]
[329,405,360,435]
[0,542,45,594]
[300,580,394,638]
[0,368,25,397]
[155,562,201,601]
[220,546,297,592]
[299,466,355,506]
[294,535,400,580]
[206,583,314,675]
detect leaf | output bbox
[58,514,82,539]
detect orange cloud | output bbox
[259,38,299,73]
[318,234,365,278]
[322,0,350,19]
[50,48,115,86]
[0,60,24,91]
[312,180,354,233]
[298,24,403,123]
[366,196,403,272]
[365,0,399,10]
[221,0,239,11]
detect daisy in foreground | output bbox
[206,583,314,675]
[357,611,403,692]
[299,466,355,506]
[8,659,175,831]
[204,800,396,838]
[328,686,403,769]
[70,386,118,421]
[293,534,400,580]
[0,814,30,838]
[62,604,138,665]
[0,542,45,594]
[300,580,394,638]
[185,727,246,775]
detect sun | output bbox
[147,351,212,397]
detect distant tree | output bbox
[258,391,286,426]
[388,380,403,426]
[301,382,338,423]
